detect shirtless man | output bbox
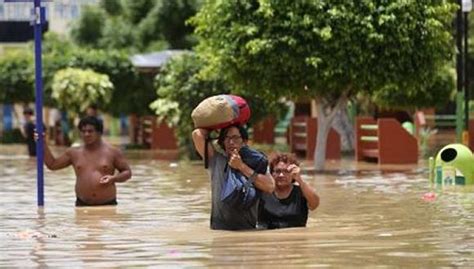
[43,116,132,206]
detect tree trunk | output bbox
[331,106,354,152]
[313,92,348,170]
[314,113,330,170]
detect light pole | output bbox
[33,0,45,207]
[456,0,464,143]
[462,1,472,145]
[457,0,472,143]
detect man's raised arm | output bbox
[43,135,72,170]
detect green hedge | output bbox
[0,128,25,144]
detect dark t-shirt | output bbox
[208,152,258,230]
[258,185,308,229]
[24,121,36,156]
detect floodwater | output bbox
[1,144,473,268]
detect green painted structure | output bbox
[429,143,474,185]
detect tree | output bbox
[41,37,154,117]
[137,0,199,49]
[99,17,138,50]
[62,48,153,116]
[70,5,104,47]
[192,0,456,170]
[51,68,113,116]
[42,33,76,107]
[0,51,34,104]
[100,0,122,16]
[122,0,156,24]
[71,0,200,51]
[371,65,456,109]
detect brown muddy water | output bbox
[0,144,473,268]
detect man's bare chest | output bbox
[72,151,115,174]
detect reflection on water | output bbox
[0,144,473,267]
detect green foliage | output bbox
[0,51,34,104]
[52,68,113,115]
[2,33,155,117]
[42,41,154,116]
[137,0,198,49]
[191,0,456,107]
[99,17,137,50]
[43,32,74,56]
[0,129,24,144]
[70,5,105,47]
[123,0,156,24]
[100,0,122,16]
[71,0,199,51]
[371,66,456,109]
[42,33,76,106]
[57,49,147,116]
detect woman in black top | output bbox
[258,153,319,229]
[22,108,36,157]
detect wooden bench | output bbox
[141,116,178,150]
[289,116,340,160]
[355,117,418,164]
[252,116,276,144]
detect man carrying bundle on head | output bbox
[191,95,274,230]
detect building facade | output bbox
[0,0,98,53]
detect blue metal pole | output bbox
[33,0,44,207]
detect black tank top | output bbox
[258,185,308,229]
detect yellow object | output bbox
[432,143,474,185]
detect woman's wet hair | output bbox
[268,152,299,173]
[78,116,103,134]
[217,124,249,150]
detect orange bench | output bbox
[141,116,178,150]
[252,116,276,144]
[355,117,418,164]
[289,116,340,160]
